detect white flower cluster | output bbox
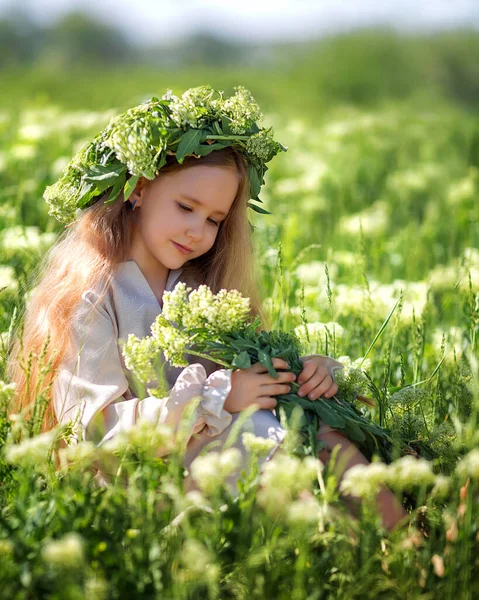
[390,386,431,409]
[161,281,191,324]
[241,432,278,458]
[257,453,322,517]
[210,288,251,333]
[150,325,191,368]
[223,86,263,134]
[4,429,57,467]
[0,265,18,293]
[101,418,176,457]
[183,285,216,328]
[455,448,479,480]
[160,282,251,333]
[0,380,16,408]
[103,113,160,179]
[189,447,242,495]
[58,441,97,468]
[333,355,371,398]
[43,177,83,224]
[148,283,252,367]
[42,532,84,569]
[168,85,221,129]
[244,129,279,162]
[122,334,160,382]
[339,455,435,498]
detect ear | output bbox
[128,176,148,206]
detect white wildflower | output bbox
[122,334,159,383]
[0,265,17,292]
[339,461,390,498]
[4,429,57,466]
[223,85,263,134]
[387,455,435,489]
[58,441,97,467]
[190,447,242,495]
[0,380,16,408]
[184,285,217,328]
[84,576,109,599]
[42,532,84,569]
[212,288,251,332]
[160,282,191,324]
[10,144,37,161]
[430,475,451,498]
[456,448,479,480]
[241,432,277,458]
[180,539,220,582]
[339,200,389,237]
[287,493,323,525]
[101,419,175,457]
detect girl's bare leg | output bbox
[317,429,408,532]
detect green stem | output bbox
[205,135,250,140]
[185,349,233,369]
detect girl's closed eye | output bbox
[176,202,220,227]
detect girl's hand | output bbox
[224,358,296,414]
[296,355,344,401]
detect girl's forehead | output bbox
[154,165,238,207]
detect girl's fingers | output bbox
[297,360,317,385]
[297,368,329,397]
[260,383,292,396]
[323,382,339,399]
[253,397,278,411]
[250,358,290,373]
[306,375,335,401]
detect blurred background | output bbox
[1,0,478,345]
[0,0,478,112]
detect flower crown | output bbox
[43,85,287,224]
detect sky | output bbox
[1,0,478,45]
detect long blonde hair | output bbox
[8,147,268,434]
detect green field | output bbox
[0,30,478,599]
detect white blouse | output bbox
[53,260,342,491]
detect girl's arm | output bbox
[54,292,233,452]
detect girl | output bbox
[8,86,407,531]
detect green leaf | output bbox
[176,129,207,163]
[83,163,127,192]
[194,142,230,156]
[248,201,271,215]
[258,348,276,377]
[76,182,100,209]
[248,166,261,200]
[343,419,366,442]
[103,170,127,205]
[232,351,251,369]
[123,174,140,201]
[315,401,346,429]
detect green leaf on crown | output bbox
[123,174,140,201]
[176,129,208,163]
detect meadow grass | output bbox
[0,79,478,598]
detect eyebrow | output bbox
[180,194,228,217]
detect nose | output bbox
[186,220,205,243]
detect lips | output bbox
[172,241,193,254]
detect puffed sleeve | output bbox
[53,292,233,449]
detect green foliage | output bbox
[0,57,479,596]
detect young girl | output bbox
[8,86,407,531]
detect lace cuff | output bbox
[161,363,233,438]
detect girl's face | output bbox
[129,165,238,272]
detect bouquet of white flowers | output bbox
[123,283,396,461]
